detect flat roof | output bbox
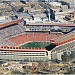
[27,23,75,27]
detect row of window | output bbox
[0,54,45,56]
[0,51,45,55]
[26,26,52,28]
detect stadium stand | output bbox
[0,19,63,46]
[7,32,63,46]
[0,24,26,45]
[50,32,75,45]
[0,19,26,46]
[51,38,75,60]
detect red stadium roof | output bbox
[0,19,22,29]
[50,36,75,46]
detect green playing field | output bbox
[20,42,50,48]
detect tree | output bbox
[19,7,24,12]
[61,52,70,63]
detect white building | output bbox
[0,47,49,61]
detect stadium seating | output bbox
[0,21,63,46]
[0,23,26,38]
[53,32,75,45]
[8,32,63,46]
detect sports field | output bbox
[20,42,50,48]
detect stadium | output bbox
[0,19,75,61]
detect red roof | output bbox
[0,19,22,29]
[51,37,75,46]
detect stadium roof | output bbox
[50,32,75,46]
[28,23,75,26]
[0,19,22,29]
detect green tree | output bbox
[61,52,70,63]
[19,7,24,12]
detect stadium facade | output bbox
[0,19,75,61]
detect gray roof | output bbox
[15,13,30,17]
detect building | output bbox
[50,32,75,60]
[0,19,75,62]
[69,0,75,8]
[0,46,49,61]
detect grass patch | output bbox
[20,42,50,48]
